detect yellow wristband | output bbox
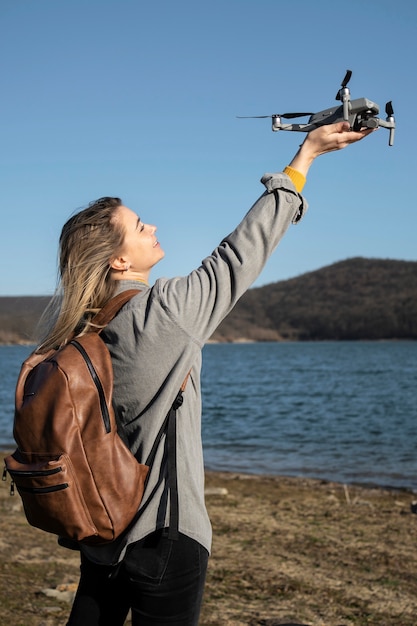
[283,166,306,193]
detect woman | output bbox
[38,122,373,626]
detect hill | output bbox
[211,257,417,341]
[0,258,416,343]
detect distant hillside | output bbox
[0,296,50,344]
[0,258,416,344]
[212,257,417,341]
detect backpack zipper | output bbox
[7,466,62,477]
[3,465,66,496]
[70,340,111,433]
[17,483,69,494]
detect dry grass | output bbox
[1,454,417,625]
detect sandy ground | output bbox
[1,453,417,626]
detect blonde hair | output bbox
[37,197,125,352]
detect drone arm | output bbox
[272,121,319,133]
[340,89,350,121]
[389,128,394,147]
[376,118,395,146]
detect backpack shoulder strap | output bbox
[91,289,141,332]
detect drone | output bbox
[238,70,395,146]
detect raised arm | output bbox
[156,121,376,342]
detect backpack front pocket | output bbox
[4,453,98,541]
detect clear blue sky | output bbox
[1,0,415,296]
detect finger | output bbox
[348,128,376,142]
[338,121,351,133]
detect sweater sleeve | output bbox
[283,165,306,193]
[156,173,307,343]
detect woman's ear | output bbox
[110,256,130,272]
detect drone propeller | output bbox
[237,111,314,120]
[277,112,314,119]
[335,69,353,121]
[385,101,394,117]
[335,69,352,100]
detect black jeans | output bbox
[67,530,209,626]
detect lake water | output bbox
[1,342,416,491]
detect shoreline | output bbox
[2,338,416,346]
[2,448,416,495]
[204,464,417,495]
[2,455,417,625]
[3,448,416,495]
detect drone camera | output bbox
[348,98,379,130]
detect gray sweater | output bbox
[81,172,307,565]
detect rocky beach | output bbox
[1,454,417,626]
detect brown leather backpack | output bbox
[3,289,156,545]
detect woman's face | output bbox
[111,205,165,280]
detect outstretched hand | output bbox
[288,121,376,178]
[303,121,375,157]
